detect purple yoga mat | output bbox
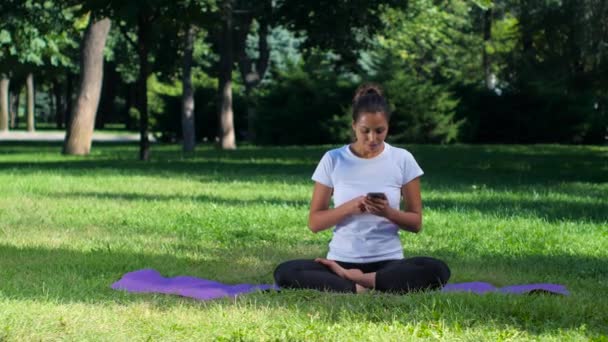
[111,269,569,301]
[111,269,278,300]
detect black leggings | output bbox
[274,257,450,294]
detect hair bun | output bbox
[353,83,384,105]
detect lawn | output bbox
[0,142,606,341]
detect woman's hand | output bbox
[309,183,368,233]
[363,196,391,217]
[343,195,368,215]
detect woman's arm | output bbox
[308,182,366,233]
[364,177,423,233]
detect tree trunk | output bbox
[482,8,495,90]
[236,14,270,143]
[182,25,196,152]
[53,80,64,129]
[137,12,151,161]
[9,86,19,129]
[63,16,111,155]
[0,76,9,131]
[218,0,236,149]
[26,73,34,132]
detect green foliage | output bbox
[385,70,462,144]
[255,56,356,145]
[105,25,139,83]
[377,1,482,84]
[452,0,608,144]
[259,25,305,77]
[355,2,472,143]
[276,0,408,68]
[0,1,80,74]
[1,0,606,145]
[470,0,494,10]
[149,70,247,143]
[146,73,181,130]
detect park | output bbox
[1,1,607,340]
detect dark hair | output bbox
[352,83,390,122]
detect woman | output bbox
[273,84,450,294]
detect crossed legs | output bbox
[274,257,450,294]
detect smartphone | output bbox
[367,192,387,200]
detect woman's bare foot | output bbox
[355,284,369,294]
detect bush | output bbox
[384,71,462,144]
[254,62,355,145]
[455,85,608,144]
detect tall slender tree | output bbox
[63,15,111,155]
[182,25,197,152]
[233,0,272,142]
[0,75,8,131]
[25,73,34,131]
[217,0,236,149]
[9,82,19,128]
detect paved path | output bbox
[0,131,152,142]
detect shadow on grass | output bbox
[48,188,607,224]
[425,196,608,224]
[0,158,316,183]
[3,142,604,224]
[0,243,286,304]
[1,242,607,336]
[53,191,308,207]
[1,142,607,186]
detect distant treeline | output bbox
[1,0,606,153]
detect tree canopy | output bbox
[0,0,605,151]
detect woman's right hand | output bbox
[343,195,368,215]
[309,183,367,233]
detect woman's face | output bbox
[352,112,389,154]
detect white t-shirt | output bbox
[311,142,424,263]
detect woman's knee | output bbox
[409,256,451,285]
[273,259,314,286]
[433,258,451,285]
[273,260,296,286]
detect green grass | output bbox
[0,142,606,341]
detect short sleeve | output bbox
[402,152,424,185]
[311,152,334,187]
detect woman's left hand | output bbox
[363,196,390,217]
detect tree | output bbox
[175,0,217,152]
[63,15,111,155]
[275,0,408,69]
[0,76,8,131]
[485,0,608,143]
[217,0,236,149]
[9,80,19,128]
[0,1,79,132]
[81,0,216,159]
[181,25,197,152]
[358,1,479,143]
[25,73,34,131]
[233,0,272,142]
[79,1,161,160]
